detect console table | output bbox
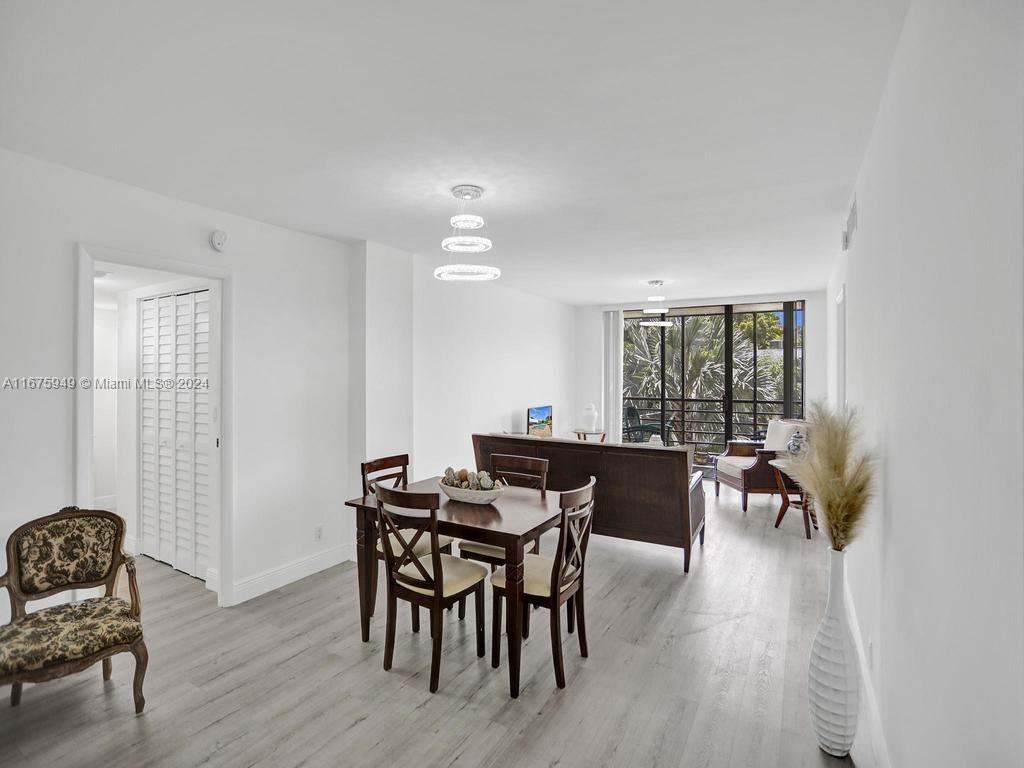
[473,433,705,571]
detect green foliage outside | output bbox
[623,311,795,464]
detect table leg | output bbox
[772,468,790,529]
[356,510,376,643]
[504,540,525,698]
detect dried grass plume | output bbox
[788,401,874,551]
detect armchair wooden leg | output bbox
[10,683,22,707]
[474,584,485,658]
[131,638,149,714]
[491,588,502,669]
[384,593,397,671]
[566,596,575,634]
[699,524,705,545]
[575,586,589,658]
[103,657,113,681]
[714,480,720,497]
[429,609,443,693]
[741,491,748,512]
[550,605,566,689]
[411,603,420,633]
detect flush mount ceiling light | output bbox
[435,185,500,281]
[642,307,668,314]
[450,214,485,230]
[647,295,666,302]
[639,320,673,327]
[433,264,501,281]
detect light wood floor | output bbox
[0,482,880,768]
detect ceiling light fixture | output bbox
[642,307,668,314]
[639,320,673,327]
[647,295,666,302]
[441,235,492,253]
[433,264,501,281]
[435,185,500,282]
[450,214,484,230]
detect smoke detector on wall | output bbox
[210,230,229,252]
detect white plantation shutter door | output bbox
[139,289,214,579]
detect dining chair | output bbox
[457,454,549,624]
[375,485,488,692]
[490,476,596,689]
[458,454,548,568]
[361,454,455,630]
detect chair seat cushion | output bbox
[377,533,453,557]
[397,553,488,597]
[716,454,757,482]
[0,596,142,675]
[491,554,575,598]
[458,540,505,560]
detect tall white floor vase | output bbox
[808,547,859,757]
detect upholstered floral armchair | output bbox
[0,507,148,713]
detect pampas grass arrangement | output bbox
[788,401,874,551]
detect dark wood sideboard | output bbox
[472,434,706,572]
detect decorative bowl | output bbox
[438,480,503,505]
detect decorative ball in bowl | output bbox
[439,467,504,505]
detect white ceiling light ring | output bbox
[642,307,669,314]
[450,214,484,230]
[639,320,673,327]
[433,264,501,282]
[647,295,666,302]
[441,235,492,253]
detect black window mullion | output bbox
[783,301,794,419]
[724,306,733,443]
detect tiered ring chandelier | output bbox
[434,185,501,281]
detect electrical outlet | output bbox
[313,525,323,542]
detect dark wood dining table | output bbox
[344,476,565,698]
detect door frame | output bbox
[74,243,236,606]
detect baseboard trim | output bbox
[230,543,354,605]
[205,568,220,593]
[845,582,892,768]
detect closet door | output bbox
[139,288,215,579]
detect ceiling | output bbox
[93,263,192,309]
[0,1,907,305]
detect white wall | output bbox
[827,3,1024,766]
[412,255,577,475]
[91,307,118,509]
[347,239,414,529]
[0,147,354,616]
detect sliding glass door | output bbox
[622,301,804,467]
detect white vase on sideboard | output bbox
[581,402,598,432]
[808,547,859,757]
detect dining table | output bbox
[344,476,565,698]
